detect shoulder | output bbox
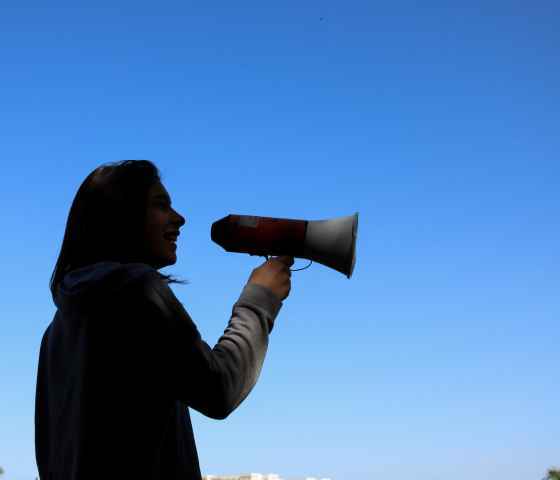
[124,267,176,310]
[120,265,198,336]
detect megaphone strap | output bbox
[263,255,313,272]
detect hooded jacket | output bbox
[35,261,283,479]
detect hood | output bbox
[53,261,157,312]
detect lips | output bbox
[163,231,179,242]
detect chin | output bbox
[160,257,176,269]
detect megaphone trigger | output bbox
[262,254,312,273]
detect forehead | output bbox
[149,182,170,199]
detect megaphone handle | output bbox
[263,255,313,272]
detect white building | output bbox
[203,474,282,480]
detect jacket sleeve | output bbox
[127,270,283,420]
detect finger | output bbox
[277,255,294,267]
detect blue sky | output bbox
[1,2,559,479]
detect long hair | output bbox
[49,160,188,300]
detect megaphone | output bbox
[211,212,359,278]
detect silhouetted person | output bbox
[35,160,293,479]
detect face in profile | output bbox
[142,181,186,269]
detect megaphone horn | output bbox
[302,212,359,279]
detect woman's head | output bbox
[142,179,186,268]
[50,160,187,298]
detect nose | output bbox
[174,210,186,227]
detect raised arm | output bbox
[130,270,283,420]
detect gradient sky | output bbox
[1,2,559,479]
